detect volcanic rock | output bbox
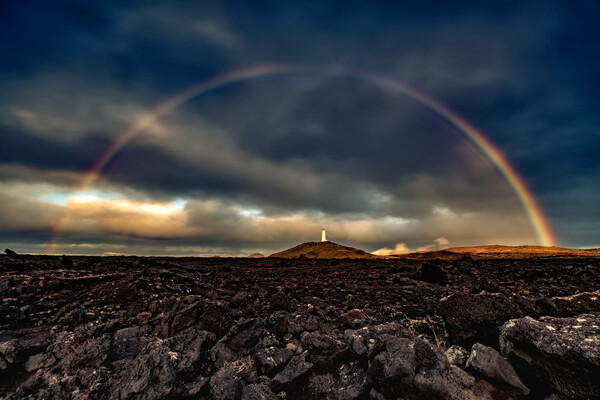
[419,260,448,285]
[211,318,266,369]
[466,343,529,395]
[438,292,525,346]
[241,382,278,400]
[210,367,244,400]
[500,313,600,398]
[110,326,148,360]
[367,334,491,399]
[255,346,294,375]
[273,351,313,387]
[307,361,368,400]
[344,322,413,356]
[4,248,17,257]
[0,252,599,398]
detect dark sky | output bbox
[1,0,599,256]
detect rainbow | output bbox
[44,65,556,252]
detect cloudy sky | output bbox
[1,1,599,256]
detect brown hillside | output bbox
[247,253,265,258]
[269,241,378,259]
[393,245,600,260]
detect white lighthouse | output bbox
[321,228,327,242]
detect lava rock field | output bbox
[0,254,599,399]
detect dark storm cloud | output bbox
[1,0,599,252]
[0,125,112,173]
[100,90,518,220]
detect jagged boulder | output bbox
[367,335,491,399]
[255,346,294,375]
[273,351,313,388]
[113,328,215,399]
[210,367,244,400]
[439,292,525,345]
[300,331,340,354]
[500,313,600,399]
[211,318,266,369]
[344,322,413,356]
[466,343,529,396]
[57,334,111,372]
[110,326,149,361]
[539,290,600,317]
[440,290,600,347]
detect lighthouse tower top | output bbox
[321,229,327,242]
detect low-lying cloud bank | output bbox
[0,179,537,255]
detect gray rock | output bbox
[466,343,529,395]
[210,367,244,400]
[438,292,524,344]
[268,311,304,335]
[273,351,313,387]
[58,307,90,325]
[439,290,600,345]
[413,365,491,400]
[166,328,215,378]
[542,290,600,317]
[110,326,148,360]
[368,335,417,383]
[170,300,203,334]
[57,335,111,372]
[500,313,600,398]
[367,335,491,400]
[0,340,18,366]
[114,328,214,399]
[446,345,469,367]
[300,331,339,354]
[307,361,367,400]
[255,346,294,374]
[343,322,412,357]
[211,318,266,369]
[25,352,56,372]
[114,341,180,400]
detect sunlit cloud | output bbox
[417,237,450,252]
[61,195,193,238]
[372,243,411,256]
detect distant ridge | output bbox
[391,245,600,260]
[247,253,265,258]
[269,241,377,259]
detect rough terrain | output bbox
[1,251,599,399]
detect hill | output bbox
[392,245,600,260]
[247,253,265,258]
[269,241,378,259]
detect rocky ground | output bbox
[0,254,599,399]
